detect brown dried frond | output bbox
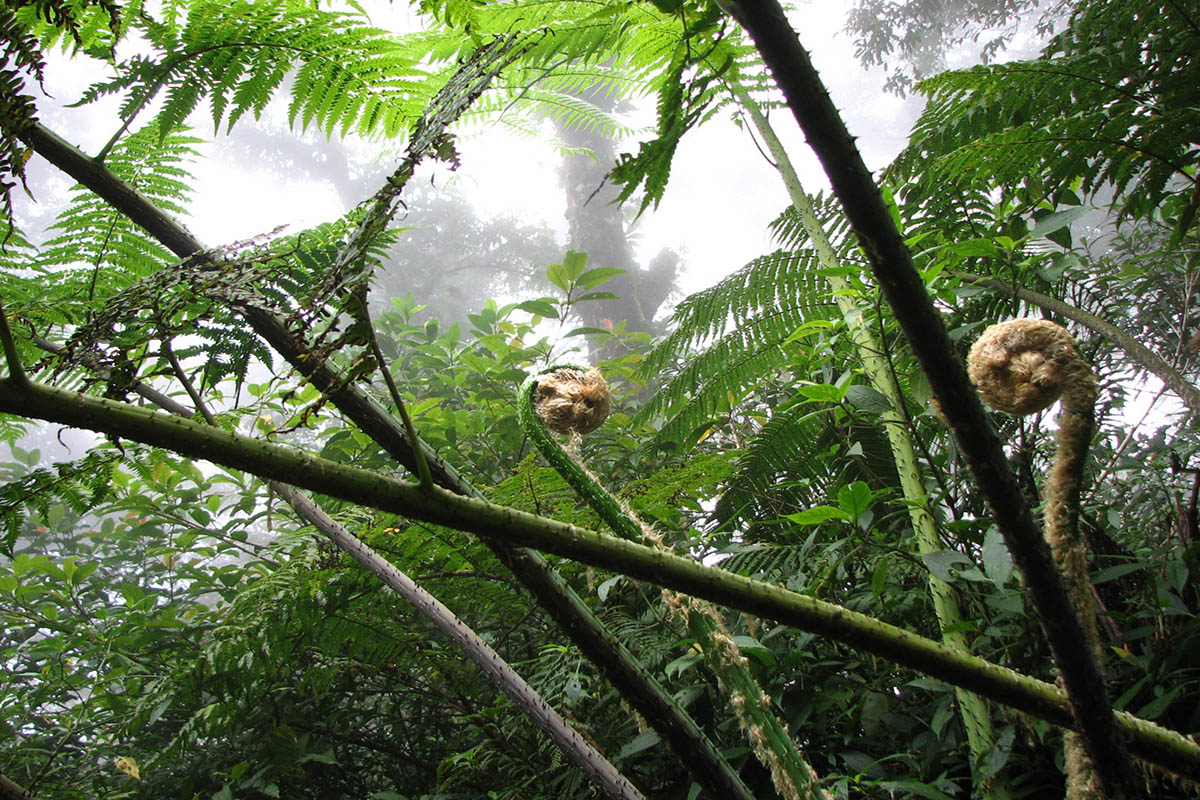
[967,318,1096,416]
[533,367,612,435]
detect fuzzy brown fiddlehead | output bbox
[969,318,1105,799]
[531,366,613,436]
[520,364,829,800]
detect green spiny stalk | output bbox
[521,365,829,800]
[731,85,1013,798]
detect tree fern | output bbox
[716,541,793,582]
[10,0,123,52]
[2,1,123,230]
[0,450,121,553]
[893,0,1200,233]
[44,217,379,399]
[0,9,44,234]
[635,248,833,446]
[714,402,900,530]
[31,122,200,322]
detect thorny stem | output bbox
[0,373,1198,780]
[520,365,828,800]
[0,304,29,386]
[162,338,217,425]
[74,334,646,800]
[355,291,434,490]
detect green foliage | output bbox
[0,10,43,234]
[607,4,765,212]
[20,122,200,320]
[0,446,119,553]
[0,1,119,230]
[3,0,1200,798]
[894,0,1200,238]
[635,248,832,446]
[844,0,1059,94]
[77,0,439,142]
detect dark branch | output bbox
[726,1,1139,795]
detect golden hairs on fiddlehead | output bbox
[532,366,612,435]
[969,317,1107,799]
[967,317,1098,417]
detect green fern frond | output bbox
[77,1,438,144]
[411,1,762,212]
[635,247,833,446]
[715,402,900,529]
[642,249,827,377]
[718,542,811,582]
[893,0,1200,228]
[714,401,839,526]
[488,457,603,531]
[638,313,808,448]
[31,122,200,326]
[595,605,681,667]
[0,7,49,233]
[10,0,123,54]
[767,194,855,254]
[463,88,640,141]
[0,450,122,554]
[620,451,736,531]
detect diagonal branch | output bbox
[149,336,645,799]
[17,113,754,800]
[724,1,1139,795]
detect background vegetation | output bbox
[0,0,1196,798]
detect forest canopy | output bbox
[0,1,1197,799]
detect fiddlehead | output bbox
[969,318,1105,799]
[519,364,648,545]
[520,364,828,800]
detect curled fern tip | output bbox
[531,365,611,435]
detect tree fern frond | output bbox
[410,1,761,212]
[714,401,900,530]
[637,308,816,448]
[82,1,437,143]
[0,450,122,553]
[10,0,122,54]
[893,0,1200,227]
[462,88,640,140]
[32,122,200,326]
[640,248,828,378]
[487,458,603,531]
[717,541,811,582]
[767,195,854,254]
[0,6,51,233]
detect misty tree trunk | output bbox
[557,89,676,348]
